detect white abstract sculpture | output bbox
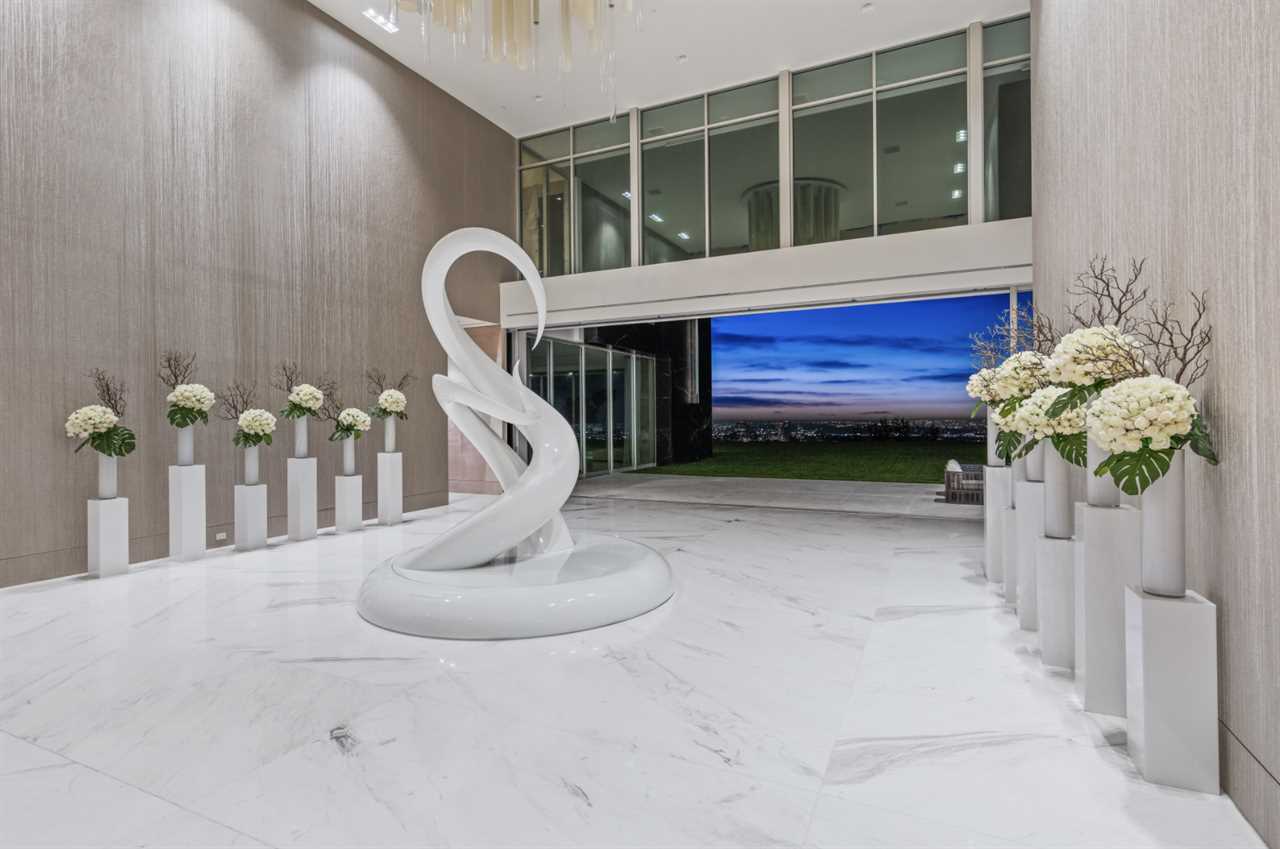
[357,228,674,639]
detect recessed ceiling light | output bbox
[955,129,967,143]
[861,1,875,12]
[951,189,964,200]
[648,212,664,223]
[953,162,966,174]
[363,8,399,33]
[534,94,544,102]
[621,191,632,200]
[676,231,690,240]
[676,54,689,64]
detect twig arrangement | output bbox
[157,350,197,390]
[271,361,336,399]
[1067,256,1149,331]
[217,382,258,422]
[1133,292,1212,387]
[90,368,128,416]
[971,303,1061,368]
[365,368,415,396]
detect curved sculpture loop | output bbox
[356,228,673,639]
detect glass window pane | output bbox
[983,63,1032,221]
[708,78,778,123]
[519,164,571,276]
[611,352,634,470]
[551,340,582,474]
[584,347,609,474]
[520,129,570,165]
[526,335,549,402]
[983,17,1030,63]
[876,32,966,86]
[637,358,656,466]
[793,56,872,105]
[573,148,631,272]
[641,132,704,264]
[574,114,629,154]
[793,96,874,245]
[709,116,779,256]
[876,75,968,234]
[641,97,702,139]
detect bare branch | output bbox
[1132,290,1213,387]
[1067,255,1149,331]
[157,350,197,390]
[970,303,1061,368]
[270,362,304,394]
[366,368,417,395]
[217,382,257,421]
[89,369,127,416]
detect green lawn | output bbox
[636,440,986,484]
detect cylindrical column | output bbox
[97,454,118,500]
[176,425,194,467]
[1010,455,1027,507]
[1141,450,1187,597]
[1025,441,1045,482]
[384,417,397,454]
[343,438,356,477]
[1086,437,1122,507]
[244,445,260,487]
[1043,444,1073,539]
[294,417,308,459]
[986,416,999,466]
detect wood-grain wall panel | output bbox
[0,0,514,587]
[1032,2,1280,842]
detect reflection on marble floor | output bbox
[574,473,984,521]
[0,493,1261,848]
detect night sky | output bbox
[712,293,1026,421]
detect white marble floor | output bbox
[575,473,984,521]
[0,494,1261,848]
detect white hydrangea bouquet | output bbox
[965,367,1000,414]
[1088,375,1217,494]
[1010,385,1088,466]
[979,350,1051,463]
[166,384,216,428]
[66,370,136,458]
[235,409,277,448]
[1044,325,1148,418]
[331,407,372,441]
[371,388,407,421]
[282,383,325,420]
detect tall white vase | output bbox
[1043,444,1073,539]
[294,417,308,459]
[1086,437,1122,507]
[343,438,356,477]
[986,416,999,466]
[1140,451,1186,597]
[176,426,194,466]
[384,417,397,453]
[97,454,118,500]
[1024,441,1045,482]
[244,445,260,487]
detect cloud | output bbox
[898,370,973,383]
[711,332,779,349]
[713,395,844,408]
[716,376,789,384]
[802,359,872,371]
[799,334,971,354]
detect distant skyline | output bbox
[712,293,1029,421]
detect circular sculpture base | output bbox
[356,533,675,639]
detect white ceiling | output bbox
[306,0,1030,138]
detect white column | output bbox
[287,457,318,541]
[628,106,641,266]
[87,496,129,577]
[1074,505,1141,716]
[966,20,985,224]
[1125,588,1219,793]
[167,464,206,561]
[377,451,403,525]
[233,483,267,551]
[335,474,363,533]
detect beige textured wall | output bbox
[1032,1,1280,841]
[0,0,514,587]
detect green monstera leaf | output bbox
[1050,432,1088,467]
[85,425,137,458]
[995,429,1022,465]
[1014,436,1041,459]
[1046,385,1097,419]
[1095,441,1175,496]
[1186,414,1219,465]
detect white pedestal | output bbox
[1037,537,1075,670]
[1014,480,1044,631]
[983,466,1010,582]
[167,465,206,562]
[287,457,317,541]
[335,475,363,533]
[234,484,268,551]
[1125,588,1219,794]
[87,497,129,577]
[377,452,403,525]
[1001,505,1018,604]
[1074,505,1141,716]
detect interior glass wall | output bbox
[641,132,704,264]
[709,115,779,255]
[876,74,969,234]
[983,19,1032,221]
[573,147,631,272]
[519,164,570,276]
[517,333,657,476]
[792,96,873,244]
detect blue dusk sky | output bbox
[712,293,1025,421]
